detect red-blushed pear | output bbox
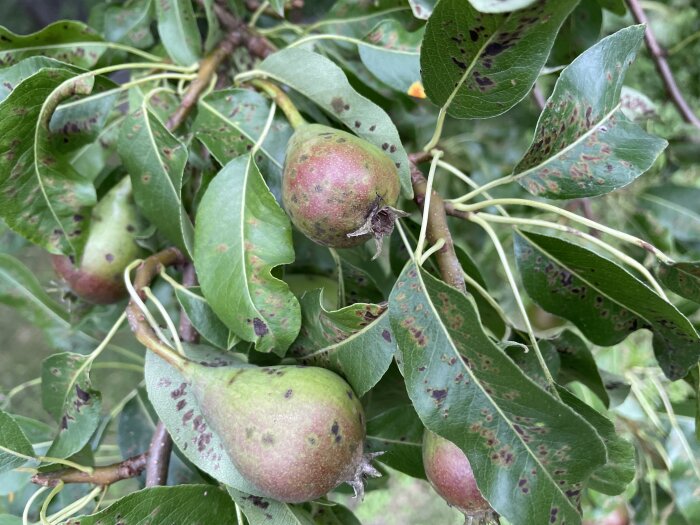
[52,176,147,304]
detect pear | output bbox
[282,124,405,255]
[183,362,380,502]
[423,430,497,524]
[52,176,147,304]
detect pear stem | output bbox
[125,248,190,372]
[250,79,307,129]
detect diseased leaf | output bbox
[62,485,237,525]
[551,0,602,65]
[658,261,700,304]
[257,48,412,198]
[290,290,395,396]
[639,185,700,243]
[0,68,97,256]
[103,0,154,49]
[468,0,538,12]
[310,503,362,525]
[194,155,300,355]
[408,0,435,19]
[557,387,635,495]
[620,86,657,121]
[41,352,102,459]
[365,405,426,479]
[118,102,194,258]
[0,57,77,104]
[193,88,293,199]
[227,487,315,525]
[144,343,261,493]
[155,0,202,66]
[389,263,607,525]
[420,0,577,119]
[316,1,412,40]
[0,21,106,68]
[514,230,700,380]
[514,25,667,199]
[0,410,34,474]
[174,285,238,350]
[358,20,423,94]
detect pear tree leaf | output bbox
[365,405,426,479]
[514,230,700,380]
[358,20,423,94]
[257,48,412,198]
[41,353,102,459]
[173,285,238,350]
[290,290,395,396]
[0,68,96,256]
[639,185,700,243]
[154,0,202,66]
[557,387,635,495]
[620,86,657,121]
[658,261,700,304]
[0,410,34,474]
[144,343,261,493]
[389,263,607,525]
[193,88,293,199]
[118,101,194,258]
[551,0,602,65]
[408,0,435,19]
[200,0,223,52]
[227,487,315,525]
[420,0,577,119]
[62,485,237,525]
[468,0,538,13]
[194,155,300,355]
[315,1,413,40]
[514,26,667,199]
[0,57,79,104]
[103,0,154,49]
[595,0,626,15]
[0,21,106,68]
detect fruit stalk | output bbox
[251,78,306,129]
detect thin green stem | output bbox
[143,287,185,356]
[451,174,516,204]
[249,0,270,27]
[461,271,512,338]
[420,238,446,266]
[251,101,277,157]
[669,30,700,55]
[124,259,171,347]
[436,160,509,216]
[329,248,346,308]
[37,457,93,474]
[23,486,48,525]
[395,220,415,258]
[99,41,164,62]
[1,377,41,409]
[40,481,63,525]
[469,214,560,398]
[475,213,669,300]
[415,150,444,261]
[47,486,102,524]
[451,198,674,264]
[422,107,447,152]
[288,33,365,49]
[250,79,306,129]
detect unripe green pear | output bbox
[282,124,405,255]
[52,176,147,304]
[422,430,497,524]
[185,363,379,503]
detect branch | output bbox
[32,454,147,488]
[408,153,466,294]
[208,0,276,58]
[626,0,700,129]
[145,422,174,487]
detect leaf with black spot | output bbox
[420,0,577,119]
[173,285,238,350]
[194,155,300,355]
[227,487,315,525]
[103,0,155,49]
[41,352,102,459]
[514,230,700,381]
[514,25,667,199]
[658,261,700,305]
[389,262,607,524]
[290,290,395,396]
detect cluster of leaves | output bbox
[0,0,699,524]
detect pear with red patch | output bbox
[52,176,147,304]
[282,124,405,257]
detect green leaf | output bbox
[62,485,237,525]
[227,487,315,525]
[0,57,76,104]
[409,0,435,19]
[557,387,635,495]
[193,88,293,199]
[365,405,425,479]
[658,261,700,304]
[620,86,657,122]
[154,0,202,66]
[194,155,300,355]
[544,330,610,407]
[639,185,700,243]
[468,0,538,12]
[420,0,577,119]
[174,285,237,350]
[201,0,223,52]
[514,26,667,199]
[0,68,97,255]
[144,344,260,493]
[0,409,34,474]
[118,102,194,258]
[0,21,106,68]
[514,230,700,380]
[316,1,412,40]
[290,290,395,396]
[358,20,423,94]
[389,263,607,525]
[594,0,626,16]
[103,0,154,49]
[257,48,412,198]
[550,0,602,65]
[41,353,102,459]
[269,0,286,16]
